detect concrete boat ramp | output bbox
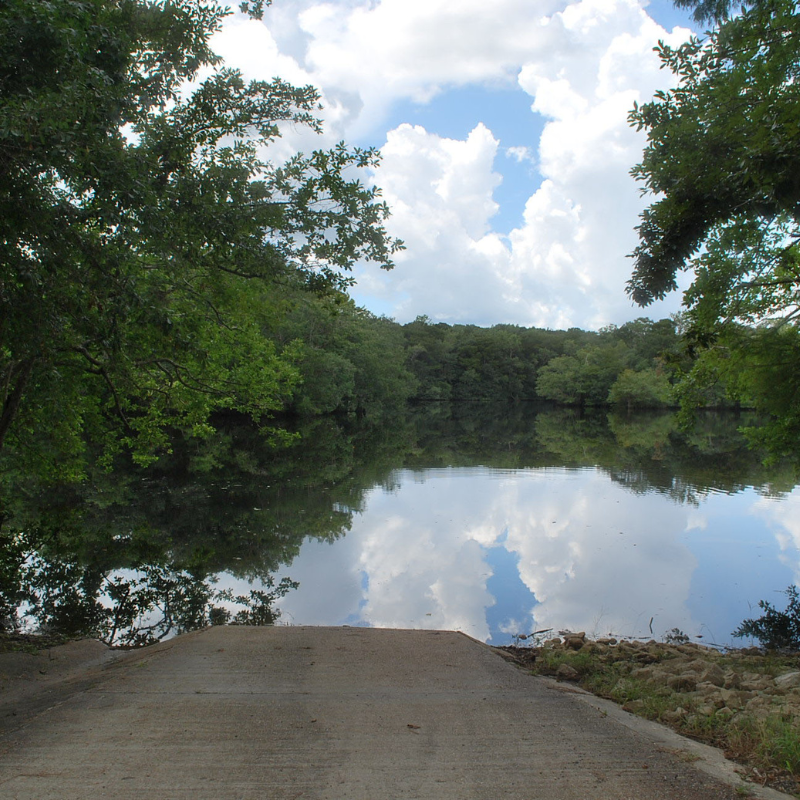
[0,626,791,799]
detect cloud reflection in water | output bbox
[274,467,800,645]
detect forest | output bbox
[0,0,798,485]
[270,307,690,413]
[1,0,799,662]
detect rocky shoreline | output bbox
[499,633,800,796]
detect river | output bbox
[3,404,798,647]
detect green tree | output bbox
[628,0,800,309]
[629,0,800,458]
[0,0,401,475]
[674,0,755,22]
[605,318,681,370]
[403,316,456,401]
[607,368,673,409]
[536,341,628,406]
[534,354,585,405]
[277,296,414,414]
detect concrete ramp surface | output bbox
[0,626,773,799]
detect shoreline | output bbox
[497,634,800,797]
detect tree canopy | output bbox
[628,0,800,308]
[629,0,800,459]
[0,0,401,475]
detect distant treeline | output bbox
[278,300,732,415]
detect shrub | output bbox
[733,586,800,650]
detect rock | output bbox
[774,697,800,715]
[556,664,580,681]
[661,708,686,724]
[741,677,774,692]
[658,657,689,676]
[666,674,697,692]
[715,707,735,720]
[723,671,741,689]
[622,699,645,713]
[635,651,659,664]
[698,664,725,687]
[564,637,585,651]
[719,688,750,709]
[745,695,773,718]
[630,667,657,681]
[774,671,800,690]
[597,637,617,645]
[710,693,727,710]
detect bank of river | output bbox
[500,634,800,797]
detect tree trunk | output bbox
[0,358,35,453]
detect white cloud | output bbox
[214,0,695,328]
[505,146,535,164]
[357,0,692,327]
[296,0,564,132]
[356,123,515,323]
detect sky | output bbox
[211,0,700,330]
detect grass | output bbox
[0,630,71,654]
[515,642,800,796]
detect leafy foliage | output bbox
[673,0,759,23]
[607,368,673,409]
[398,317,683,407]
[734,585,800,650]
[0,0,401,475]
[629,0,800,461]
[628,0,800,308]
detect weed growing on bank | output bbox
[505,636,800,796]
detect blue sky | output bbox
[214,0,700,330]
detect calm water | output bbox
[266,465,800,646]
[4,405,798,646]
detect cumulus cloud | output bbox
[505,146,535,164]
[214,0,695,328]
[355,123,516,323]
[296,0,564,134]
[354,0,692,327]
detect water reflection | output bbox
[1,405,798,646]
[272,466,800,646]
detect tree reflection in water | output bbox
[2,535,297,646]
[0,405,794,644]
